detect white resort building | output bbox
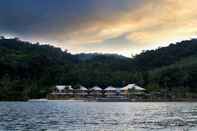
[104,86,117,97]
[75,85,88,96]
[53,85,73,95]
[90,86,103,96]
[48,83,146,100]
[120,84,145,97]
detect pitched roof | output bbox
[56,85,66,91]
[121,84,145,91]
[79,86,88,90]
[91,86,102,91]
[104,86,117,91]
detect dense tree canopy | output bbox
[0,37,197,100]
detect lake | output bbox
[0,101,197,131]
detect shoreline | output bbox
[2,100,197,102]
[2,97,197,102]
[43,97,197,102]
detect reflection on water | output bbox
[0,101,197,131]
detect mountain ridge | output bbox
[0,37,197,100]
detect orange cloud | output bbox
[52,0,197,56]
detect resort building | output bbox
[48,83,146,100]
[64,85,73,95]
[120,84,145,97]
[104,86,117,97]
[90,86,103,96]
[55,85,66,93]
[52,85,73,95]
[75,85,88,96]
[48,85,74,99]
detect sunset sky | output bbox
[0,0,197,56]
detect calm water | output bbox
[1,101,197,131]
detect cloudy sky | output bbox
[0,0,197,56]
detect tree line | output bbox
[0,37,197,100]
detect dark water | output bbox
[1,101,197,131]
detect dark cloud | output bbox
[0,0,196,56]
[0,1,109,33]
[0,0,141,36]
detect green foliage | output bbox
[1,37,197,100]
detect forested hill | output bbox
[0,37,197,100]
[133,39,197,71]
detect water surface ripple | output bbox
[0,101,197,131]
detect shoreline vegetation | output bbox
[1,37,197,101]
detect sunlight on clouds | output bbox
[127,0,197,46]
[1,0,197,56]
[58,0,197,56]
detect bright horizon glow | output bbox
[0,0,197,57]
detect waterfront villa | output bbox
[48,84,146,100]
[104,86,117,97]
[75,85,88,96]
[52,85,73,95]
[54,85,66,94]
[120,84,145,97]
[48,85,74,99]
[89,86,103,96]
